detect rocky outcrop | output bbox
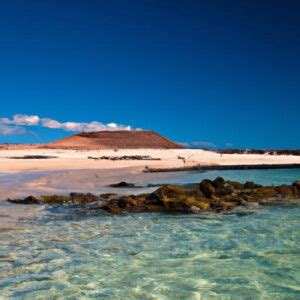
[7,192,103,205]
[7,177,300,214]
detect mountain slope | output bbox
[47,130,182,149]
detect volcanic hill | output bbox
[47,130,182,149]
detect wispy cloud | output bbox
[190,141,216,148]
[177,141,216,149]
[176,142,190,148]
[0,124,28,135]
[225,142,234,148]
[0,114,132,135]
[1,114,40,126]
[40,118,131,132]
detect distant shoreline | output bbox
[1,144,300,155]
[214,149,300,156]
[144,163,300,173]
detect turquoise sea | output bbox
[0,169,300,299]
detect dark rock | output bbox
[39,193,101,204]
[212,177,225,188]
[293,180,300,186]
[227,180,244,190]
[244,181,262,189]
[151,185,185,201]
[99,195,144,213]
[293,180,300,191]
[216,184,235,196]
[251,187,278,200]
[69,193,100,203]
[292,181,300,197]
[199,179,215,198]
[8,177,300,214]
[7,195,40,204]
[100,193,118,199]
[108,182,136,188]
[40,195,69,204]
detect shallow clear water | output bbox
[151,168,300,186]
[0,169,300,299]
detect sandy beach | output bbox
[1,148,300,173]
[0,148,299,199]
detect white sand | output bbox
[0,148,300,173]
[0,148,300,199]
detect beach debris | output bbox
[88,155,161,161]
[7,155,58,159]
[6,178,300,215]
[177,155,186,164]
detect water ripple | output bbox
[0,205,299,299]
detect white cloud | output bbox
[107,123,118,128]
[1,114,40,126]
[41,118,62,129]
[41,118,131,132]
[0,114,133,135]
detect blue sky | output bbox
[0,0,299,148]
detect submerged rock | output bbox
[8,193,103,205]
[6,177,300,214]
[244,181,262,189]
[108,182,137,188]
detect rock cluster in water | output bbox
[7,177,300,214]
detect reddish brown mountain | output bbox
[47,130,182,149]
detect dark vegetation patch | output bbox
[8,155,58,159]
[88,155,161,161]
